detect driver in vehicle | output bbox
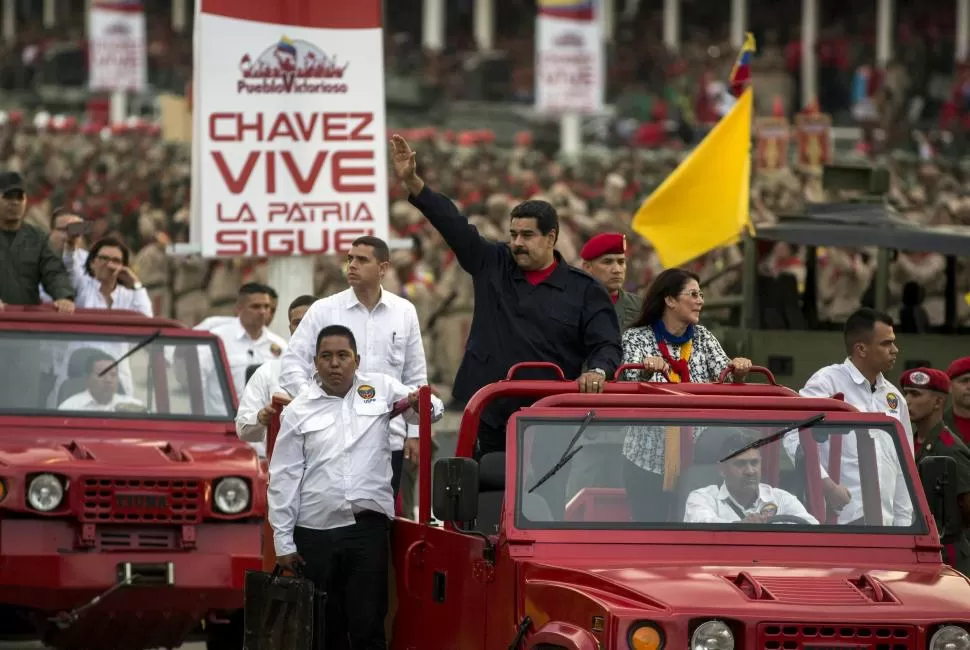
[57,351,144,412]
[684,433,818,524]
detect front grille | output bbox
[97,527,178,551]
[79,477,203,524]
[759,624,914,650]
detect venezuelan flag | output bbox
[537,0,595,20]
[729,32,757,98]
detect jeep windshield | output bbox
[0,331,234,420]
[516,416,926,535]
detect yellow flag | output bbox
[632,88,754,269]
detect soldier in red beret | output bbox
[901,367,970,576]
[945,356,970,444]
[579,232,642,330]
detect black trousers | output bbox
[623,458,670,522]
[391,450,404,497]
[475,421,506,459]
[293,512,390,650]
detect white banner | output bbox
[87,1,147,93]
[535,14,604,115]
[192,2,388,258]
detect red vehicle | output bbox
[384,363,970,649]
[0,307,265,650]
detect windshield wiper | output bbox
[98,329,162,377]
[528,410,596,494]
[720,413,826,463]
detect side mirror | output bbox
[919,455,961,544]
[432,458,479,523]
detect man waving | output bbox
[390,135,621,457]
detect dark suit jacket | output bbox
[409,186,621,427]
[0,223,74,305]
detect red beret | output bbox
[580,233,627,261]
[901,367,951,394]
[947,356,970,380]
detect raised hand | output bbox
[389,134,417,180]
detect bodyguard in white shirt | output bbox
[685,433,818,524]
[208,283,287,399]
[280,236,428,497]
[783,308,914,526]
[235,294,317,457]
[270,324,443,649]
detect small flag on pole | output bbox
[729,32,757,98]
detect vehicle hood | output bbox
[0,433,258,475]
[520,559,970,614]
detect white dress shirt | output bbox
[58,390,145,412]
[783,359,914,526]
[684,483,819,524]
[209,318,288,398]
[235,358,283,458]
[279,287,428,452]
[63,251,154,317]
[195,316,236,331]
[269,371,444,556]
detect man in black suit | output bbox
[390,135,621,457]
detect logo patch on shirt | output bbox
[270,343,282,357]
[357,385,376,401]
[760,502,778,518]
[886,392,899,410]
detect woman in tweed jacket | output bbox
[620,268,753,521]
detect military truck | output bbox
[706,164,970,388]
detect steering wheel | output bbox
[768,514,813,525]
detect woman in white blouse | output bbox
[620,268,753,522]
[66,236,153,316]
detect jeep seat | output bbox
[475,452,506,536]
[475,452,553,534]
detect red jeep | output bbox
[0,307,265,650]
[389,363,970,649]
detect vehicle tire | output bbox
[206,609,244,650]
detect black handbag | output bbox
[243,565,327,650]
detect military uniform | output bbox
[902,368,970,577]
[915,421,970,576]
[172,256,210,327]
[132,240,172,320]
[614,289,642,330]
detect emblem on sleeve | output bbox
[886,392,899,410]
[357,385,376,401]
[910,371,930,386]
[270,343,282,357]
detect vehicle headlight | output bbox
[931,626,970,650]
[691,620,734,650]
[27,474,64,512]
[213,477,250,514]
[629,622,664,650]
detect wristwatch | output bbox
[132,282,144,290]
[590,368,606,378]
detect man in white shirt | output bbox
[196,283,278,332]
[685,433,818,524]
[270,324,443,649]
[280,236,428,498]
[783,308,914,526]
[58,351,144,412]
[236,294,317,457]
[209,282,288,399]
